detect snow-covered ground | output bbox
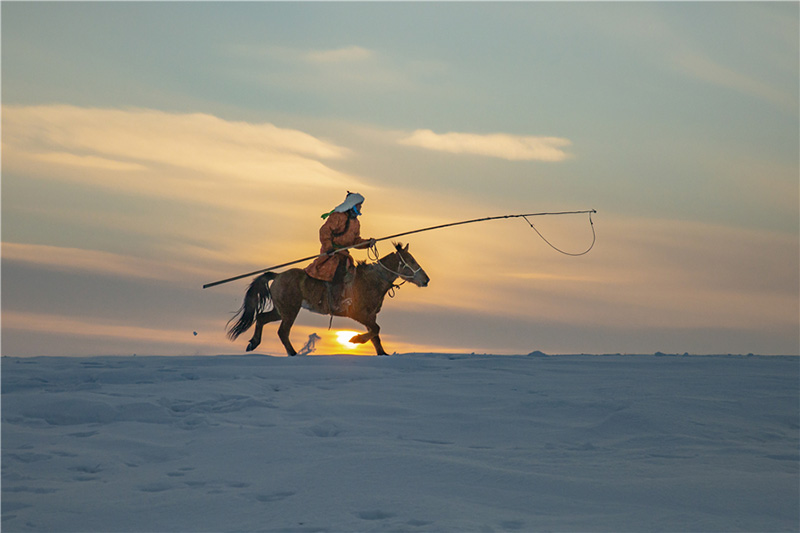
[2,353,798,532]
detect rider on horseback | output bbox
[304,191,375,313]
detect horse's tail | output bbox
[226,272,277,340]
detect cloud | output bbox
[398,130,572,161]
[228,44,375,65]
[2,310,206,345]
[673,52,797,110]
[33,152,148,172]
[2,105,354,187]
[226,44,443,94]
[304,46,374,64]
[1,242,209,283]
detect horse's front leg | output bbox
[349,319,387,356]
[369,334,387,356]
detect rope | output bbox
[367,243,380,263]
[521,211,595,257]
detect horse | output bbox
[226,243,429,356]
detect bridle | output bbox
[368,244,422,283]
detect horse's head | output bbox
[393,242,430,287]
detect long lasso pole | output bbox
[376,209,596,242]
[202,209,596,289]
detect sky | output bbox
[1,2,798,357]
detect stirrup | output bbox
[339,297,353,311]
[327,297,352,330]
[325,282,336,314]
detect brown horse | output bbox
[227,243,429,355]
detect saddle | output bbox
[326,279,353,314]
[303,270,355,316]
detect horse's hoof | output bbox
[349,334,367,344]
[246,342,255,352]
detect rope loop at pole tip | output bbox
[521,209,596,257]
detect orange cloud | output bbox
[2,242,211,283]
[2,310,208,345]
[2,104,355,187]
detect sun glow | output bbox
[335,330,361,350]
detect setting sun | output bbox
[335,330,361,350]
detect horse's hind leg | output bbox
[369,334,387,356]
[247,309,280,352]
[277,306,300,356]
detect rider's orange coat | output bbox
[304,212,369,282]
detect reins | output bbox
[368,244,419,282]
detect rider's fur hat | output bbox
[322,191,364,219]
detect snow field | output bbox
[2,353,798,532]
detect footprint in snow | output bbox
[304,420,341,438]
[252,491,295,502]
[356,510,396,521]
[68,431,98,438]
[70,464,102,474]
[138,482,173,493]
